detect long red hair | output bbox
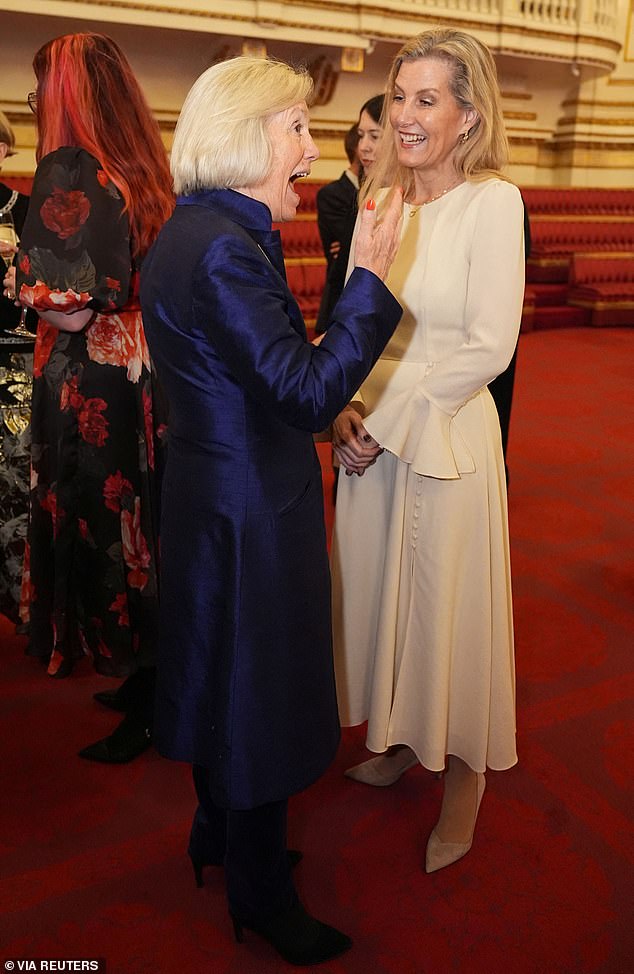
[33,32,173,258]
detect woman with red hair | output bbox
[3,32,173,761]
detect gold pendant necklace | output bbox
[408,180,463,217]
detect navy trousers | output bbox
[191,764,297,923]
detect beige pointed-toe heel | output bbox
[425,772,486,873]
[344,748,419,787]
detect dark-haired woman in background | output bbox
[3,32,173,761]
[356,94,384,178]
[316,94,385,334]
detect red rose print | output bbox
[96,169,110,188]
[20,282,91,313]
[86,311,150,383]
[77,397,109,447]
[103,471,134,513]
[109,592,130,628]
[60,375,83,412]
[105,277,121,291]
[19,253,31,274]
[40,489,65,538]
[33,324,58,379]
[40,187,91,240]
[142,389,155,471]
[78,518,89,540]
[121,497,151,590]
[40,489,58,517]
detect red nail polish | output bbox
[366,199,376,211]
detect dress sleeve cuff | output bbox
[19,282,92,314]
[363,385,475,479]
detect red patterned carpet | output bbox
[1,328,632,974]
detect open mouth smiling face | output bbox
[263,102,319,222]
[390,58,477,184]
[288,168,310,199]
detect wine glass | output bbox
[0,210,18,270]
[0,213,36,340]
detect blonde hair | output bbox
[0,110,17,156]
[362,28,509,206]
[171,56,313,195]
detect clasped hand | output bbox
[332,188,403,473]
[332,405,382,477]
[331,189,403,474]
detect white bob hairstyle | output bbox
[171,56,313,195]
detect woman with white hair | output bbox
[332,28,525,873]
[140,56,403,965]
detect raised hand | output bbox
[353,187,403,282]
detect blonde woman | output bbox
[332,28,525,873]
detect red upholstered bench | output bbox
[522,187,634,217]
[566,252,634,326]
[275,201,326,326]
[298,259,326,324]
[527,220,634,282]
[284,257,326,326]
[277,217,323,258]
[296,181,321,216]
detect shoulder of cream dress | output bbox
[362,178,525,478]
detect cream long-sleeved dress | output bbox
[331,178,525,773]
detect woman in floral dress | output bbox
[3,32,173,761]
[0,111,35,624]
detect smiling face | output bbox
[390,57,477,191]
[357,109,382,174]
[250,101,319,222]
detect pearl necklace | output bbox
[408,180,463,217]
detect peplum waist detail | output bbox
[360,359,476,480]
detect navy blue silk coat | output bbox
[140,189,401,809]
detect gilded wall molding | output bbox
[561,97,634,107]
[547,138,634,149]
[14,0,621,65]
[557,115,634,125]
[16,0,370,46]
[504,111,539,121]
[507,135,556,145]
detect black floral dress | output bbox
[16,147,167,677]
[0,182,34,622]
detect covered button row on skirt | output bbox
[411,474,423,550]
